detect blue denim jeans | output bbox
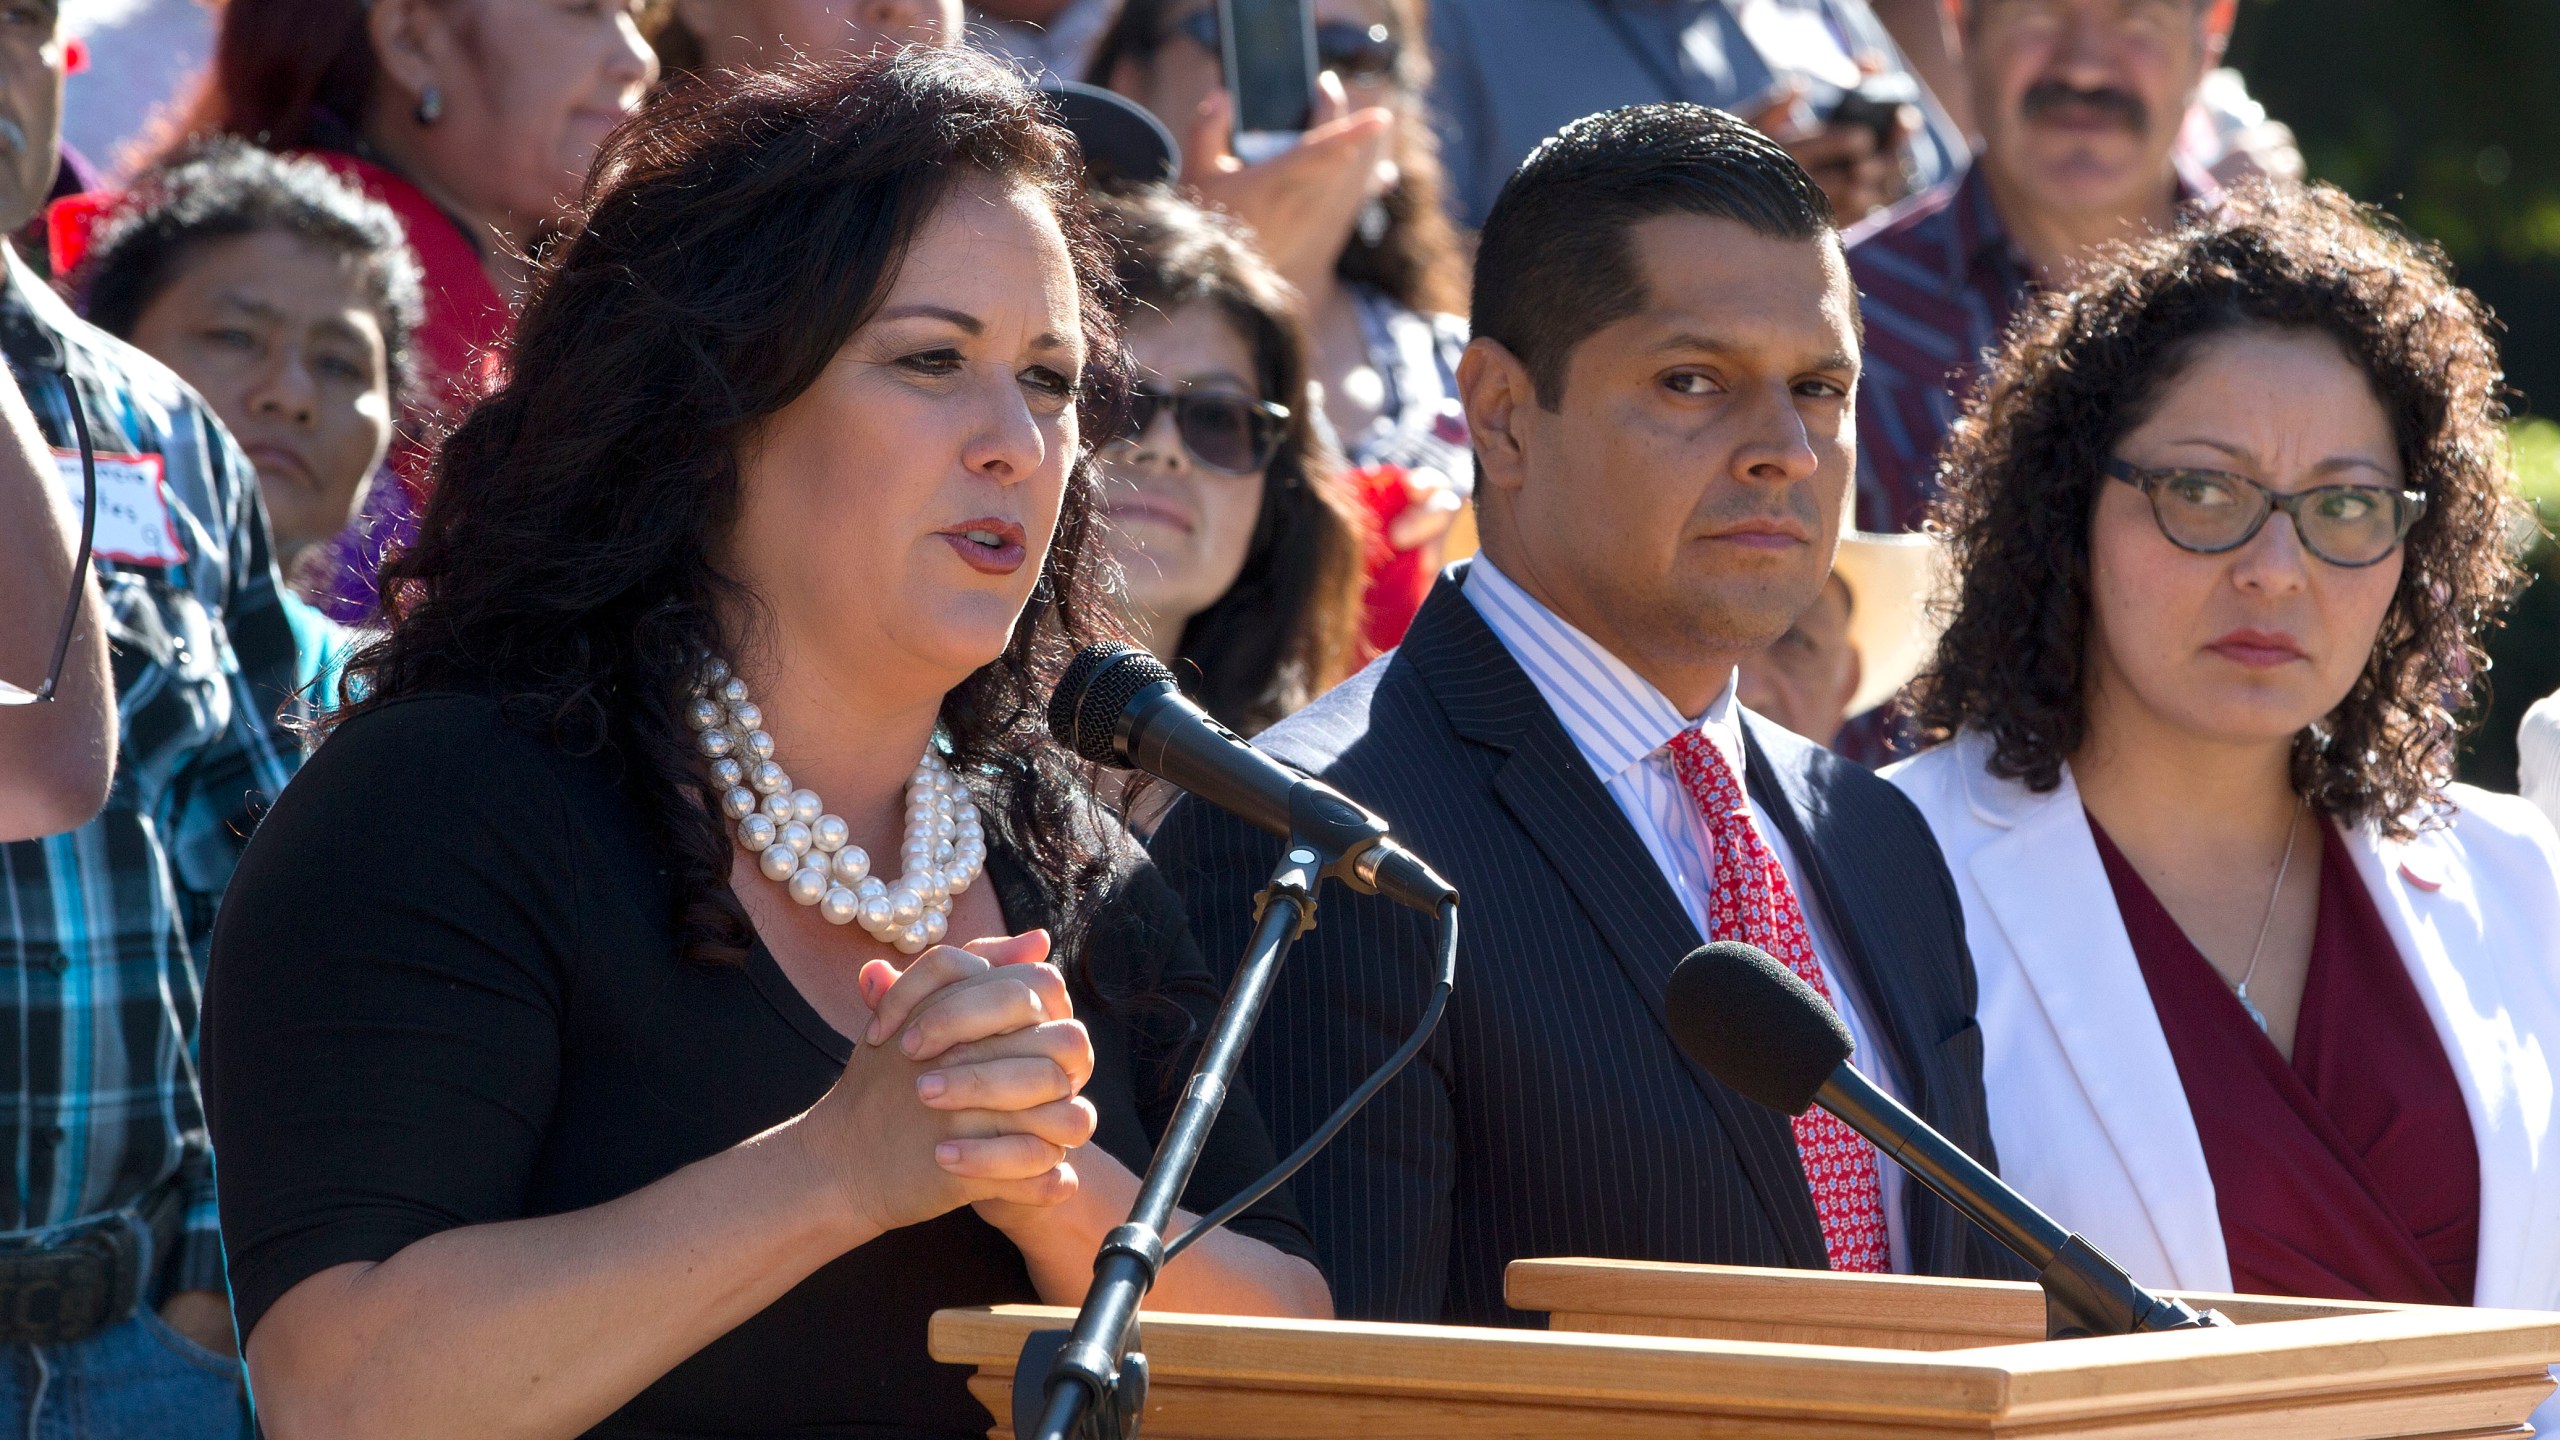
[0,1310,246,1440]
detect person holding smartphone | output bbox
[1425,0,1963,230]
[1091,0,1474,642]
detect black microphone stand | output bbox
[1018,816,1355,1440]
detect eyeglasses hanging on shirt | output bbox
[0,373,99,707]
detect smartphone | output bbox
[1219,0,1318,164]
[1826,72,1923,150]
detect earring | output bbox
[415,85,443,126]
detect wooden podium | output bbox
[930,1258,2560,1437]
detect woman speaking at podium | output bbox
[199,50,1327,1440]
[1888,185,2560,1337]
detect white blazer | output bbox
[1886,731,2560,1319]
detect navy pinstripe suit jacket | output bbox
[1148,572,2023,1325]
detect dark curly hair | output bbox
[1909,181,2526,837]
[1097,186,1364,735]
[324,49,1134,966]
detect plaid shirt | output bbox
[1847,161,2214,533]
[0,248,298,1298]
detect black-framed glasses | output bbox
[1111,384,1290,476]
[0,373,98,708]
[2102,458,2425,569]
[1166,11,1403,83]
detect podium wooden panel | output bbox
[929,1259,2560,1438]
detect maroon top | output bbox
[2090,817,2480,1304]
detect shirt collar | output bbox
[1,243,75,374]
[1461,555,1745,785]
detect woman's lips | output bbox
[937,517,1028,576]
[1105,496,1195,534]
[2206,629,2308,669]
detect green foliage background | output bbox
[2228,0,2560,786]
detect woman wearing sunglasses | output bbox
[1884,185,2560,1364]
[1090,0,1472,645]
[1095,188,1364,739]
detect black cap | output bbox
[1038,80,1182,188]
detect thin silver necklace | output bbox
[2232,802,2306,1033]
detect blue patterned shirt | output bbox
[0,248,299,1297]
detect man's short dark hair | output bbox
[1472,103,1835,405]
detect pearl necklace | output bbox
[688,657,986,955]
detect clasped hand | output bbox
[801,931,1099,1238]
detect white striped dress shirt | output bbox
[1464,557,1912,1271]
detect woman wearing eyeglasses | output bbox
[1884,186,2560,1350]
[1094,188,1365,739]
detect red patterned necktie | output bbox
[1666,726,1891,1273]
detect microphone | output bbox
[1663,941,2228,1340]
[1049,643,1455,913]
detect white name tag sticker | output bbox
[56,448,186,568]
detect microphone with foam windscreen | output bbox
[1664,941,2228,1340]
[1048,643,1455,912]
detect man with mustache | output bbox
[1850,0,2235,533]
[0,1,298,1432]
[1151,104,2016,1324]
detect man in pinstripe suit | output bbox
[1150,103,2019,1325]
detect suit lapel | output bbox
[1965,762,2230,1289]
[1741,719,1928,1107]
[1404,576,1829,1269]
[2345,821,2558,1309]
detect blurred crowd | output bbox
[1,0,2555,1435]
[25,0,2330,754]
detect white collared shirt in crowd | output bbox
[2522,690,2560,833]
[1462,556,1912,1272]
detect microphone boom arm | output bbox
[1821,1065,2225,1341]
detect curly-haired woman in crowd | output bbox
[1886,185,2560,1342]
[1094,187,1364,739]
[201,51,1325,1440]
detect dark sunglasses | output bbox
[1111,384,1290,476]
[0,374,98,708]
[2102,458,2426,569]
[1166,11,1404,83]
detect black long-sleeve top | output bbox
[205,692,1311,1438]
